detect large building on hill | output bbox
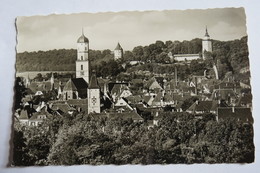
[202,26,213,58]
[76,31,90,83]
[173,27,212,61]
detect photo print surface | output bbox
[12,8,254,166]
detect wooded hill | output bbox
[16,36,250,76]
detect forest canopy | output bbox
[16,36,249,77]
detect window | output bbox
[81,56,83,60]
[81,65,83,70]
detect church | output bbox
[61,31,102,114]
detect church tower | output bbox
[202,26,212,59]
[114,42,123,60]
[88,71,101,114]
[76,30,90,83]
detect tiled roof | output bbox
[111,84,129,96]
[28,80,59,93]
[63,79,77,91]
[63,78,88,91]
[211,89,237,100]
[125,95,142,104]
[108,82,128,93]
[217,107,253,123]
[237,94,252,106]
[186,101,218,113]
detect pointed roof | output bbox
[115,42,123,50]
[205,26,210,37]
[77,29,89,43]
[88,71,100,89]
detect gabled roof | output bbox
[125,95,142,104]
[63,78,88,91]
[19,109,29,120]
[143,95,153,104]
[28,80,59,93]
[50,103,71,113]
[72,78,88,90]
[144,77,164,90]
[111,84,129,96]
[217,107,253,123]
[63,79,77,91]
[186,101,218,113]
[237,94,252,106]
[211,89,237,100]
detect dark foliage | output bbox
[13,111,254,165]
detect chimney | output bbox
[195,77,198,95]
[232,107,235,113]
[175,67,178,88]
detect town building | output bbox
[76,31,90,83]
[88,71,101,114]
[114,42,123,60]
[202,26,213,59]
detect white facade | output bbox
[114,49,123,60]
[88,88,101,114]
[114,43,123,60]
[76,37,90,83]
[202,28,213,59]
[173,54,200,61]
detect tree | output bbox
[14,77,26,110]
[12,129,31,166]
[34,73,43,81]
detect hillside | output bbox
[16,36,250,78]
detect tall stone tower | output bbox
[202,26,212,59]
[76,31,90,83]
[114,42,123,60]
[88,71,101,114]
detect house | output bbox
[236,93,252,108]
[63,78,88,100]
[144,77,164,92]
[217,107,253,123]
[114,97,134,112]
[18,104,52,126]
[186,100,218,114]
[211,89,237,106]
[151,91,176,107]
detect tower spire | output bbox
[205,26,209,37]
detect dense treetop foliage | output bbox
[16,36,249,79]
[13,112,254,165]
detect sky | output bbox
[16,8,247,52]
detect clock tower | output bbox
[88,71,101,114]
[76,30,90,83]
